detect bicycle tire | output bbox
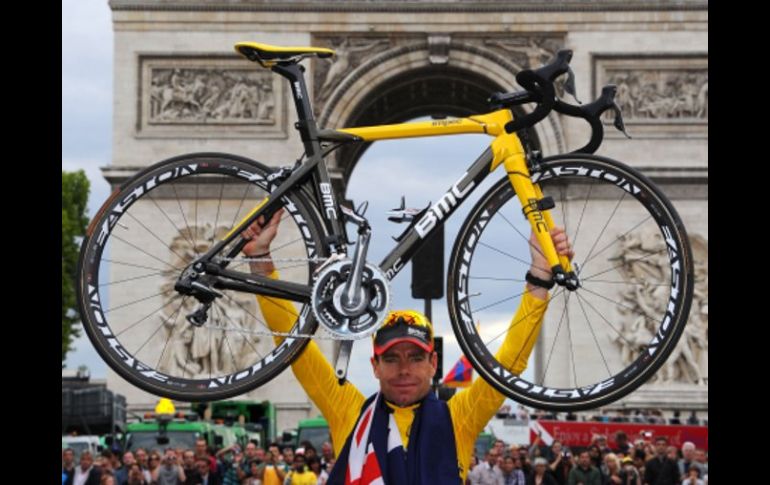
[77,153,327,401]
[447,153,694,410]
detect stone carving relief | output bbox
[605,69,708,121]
[149,68,276,124]
[594,55,708,138]
[613,232,708,385]
[139,57,286,138]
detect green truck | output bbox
[124,414,217,452]
[208,400,277,448]
[296,416,331,452]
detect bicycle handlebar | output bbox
[501,49,573,134]
[553,85,631,153]
[488,48,631,153]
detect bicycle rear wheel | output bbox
[77,153,327,401]
[448,153,694,410]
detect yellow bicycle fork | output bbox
[489,117,575,281]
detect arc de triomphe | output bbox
[105,0,708,428]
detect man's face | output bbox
[269,446,281,459]
[486,451,499,466]
[655,439,668,456]
[502,457,515,473]
[694,449,707,463]
[195,440,207,456]
[136,449,148,465]
[283,448,294,463]
[371,342,437,406]
[123,452,136,467]
[578,451,591,468]
[293,456,306,472]
[63,449,74,465]
[321,443,333,459]
[196,459,209,476]
[164,450,178,467]
[245,443,257,458]
[183,451,196,468]
[682,444,695,460]
[254,447,265,462]
[80,453,93,471]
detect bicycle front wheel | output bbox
[77,153,327,401]
[448,154,694,411]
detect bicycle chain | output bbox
[199,323,354,340]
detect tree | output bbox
[62,170,90,365]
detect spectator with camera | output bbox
[548,440,572,485]
[618,456,641,485]
[152,448,186,485]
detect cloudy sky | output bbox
[62,0,532,404]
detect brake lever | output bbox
[564,66,581,104]
[610,101,632,139]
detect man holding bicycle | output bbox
[242,211,572,485]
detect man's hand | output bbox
[527,226,573,297]
[241,208,284,275]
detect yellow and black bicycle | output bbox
[77,43,693,410]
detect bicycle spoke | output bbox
[171,182,198,257]
[133,296,187,357]
[574,291,638,349]
[580,286,664,329]
[569,179,595,252]
[482,287,567,346]
[217,304,240,374]
[99,270,168,287]
[469,276,526,282]
[472,293,521,314]
[101,258,168,273]
[478,241,552,275]
[582,249,668,282]
[110,233,181,272]
[221,291,280,334]
[115,294,183,338]
[581,279,670,288]
[214,301,264,361]
[498,211,545,260]
[155,301,184,371]
[105,287,176,314]
[230,184,254,231]
[194,180,199,253]
[575,292,612,379]
[261,296,300,320]
[583,215,654,267]
[564,293,577,388]
[125,211,187,263]
[582,192,626,267]
[539,291,570,386]
[147,195,198,251]
[212,181,225,241]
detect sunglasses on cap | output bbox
[373,310,433,355]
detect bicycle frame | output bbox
[195,62,573,303]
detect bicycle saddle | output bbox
[235,42,335,68]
